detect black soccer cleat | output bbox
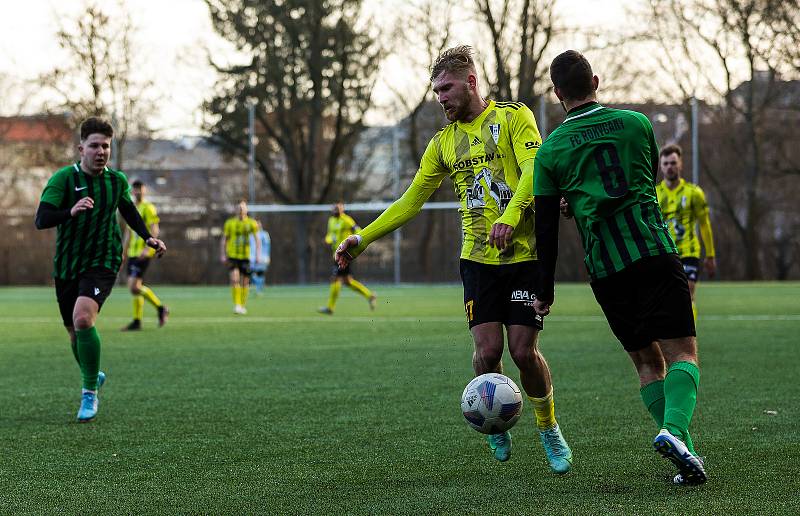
[122,319,142,331]
[158,306,169,327]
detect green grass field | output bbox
[1,282,798,515]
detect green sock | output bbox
[70,338,81,365]
[640,380,665,428]
[663,361,700,454]
[76,327,101,391]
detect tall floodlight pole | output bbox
[691,97,699,184]
[392,125,402,285]
[538,95,548,137]
[248,101,256,204]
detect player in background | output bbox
[656,145,716,321]
[221,199,261,314]
[336,46,572,473]
[34,117,166,422]
[318,202,376,315]
[250,220,271,294]
[121,179,169,330]
[522,50,705,485]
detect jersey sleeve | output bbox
[118,171,133,204]
[510,105,542,165]
[533,146,559,196]
[144,203,160,226]
[344,214,359,232]
[223,219,233,239]
[411,135,449,190]
[250,219,259,235]
[494,159,533,228]
[40,170,67,207]
[694,186,716,257]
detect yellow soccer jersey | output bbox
[656,178,715,259]
[224,216,259,260]
[326,213,359,253]
[127,200,159,258]
[415,101,541,264]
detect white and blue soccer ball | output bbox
[461,373,523,434]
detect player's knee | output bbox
[508,345,540,370]
[73,313,94,330]
[474,344,503,368]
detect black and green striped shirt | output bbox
[534,103,676,279]
[40,163,133,280]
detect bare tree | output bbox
[37,0,154,170]
[204,0,382,283]
[645,0,800,279]
[473,0,561,109]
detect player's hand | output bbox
[335,235,361,269]
[70,197,94,217]
[559,197,573,219]
[533,298,551,316]
[704,256,716,278]
[488,223,514,250]
[146,237,166,258]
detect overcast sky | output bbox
[4,0,634,136]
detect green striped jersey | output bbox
[40,163,133,280]
[534,103,676,279]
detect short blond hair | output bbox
[430,45,476,82]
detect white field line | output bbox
[1,315,799,324]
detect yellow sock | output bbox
[241,286,249,307]
[528,390,557,430]
[139,285,162,308]
[232,286,241,305]
[347,279,372,299]
[133,295,144,320]
[692,302,697,322]
[327,281,341,311]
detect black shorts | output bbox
[590,254,696,352]
[332,262,351,277]
[459,259,544,330]
[55,267,118,327]
[226,258,251,276]
[127,257,151,278]
[681,257,701,282]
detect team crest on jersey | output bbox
[489,124,501,144]
[681,196,688,208]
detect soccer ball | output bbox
[460,373,523,434]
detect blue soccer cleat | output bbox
[76,391,98,422]
[539,424,573,474]
[486,431,512,462]
[653,429,707,485]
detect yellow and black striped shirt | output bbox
[354,100,542,265]
[224,216,259,260]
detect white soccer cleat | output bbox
[653,429,707,485]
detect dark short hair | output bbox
[131,179,144,188]
[549,50,594,101]
[430,45,476,82]
[80,117,114,140]
[659,144,682,158]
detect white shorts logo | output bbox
[94,287,100,296]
